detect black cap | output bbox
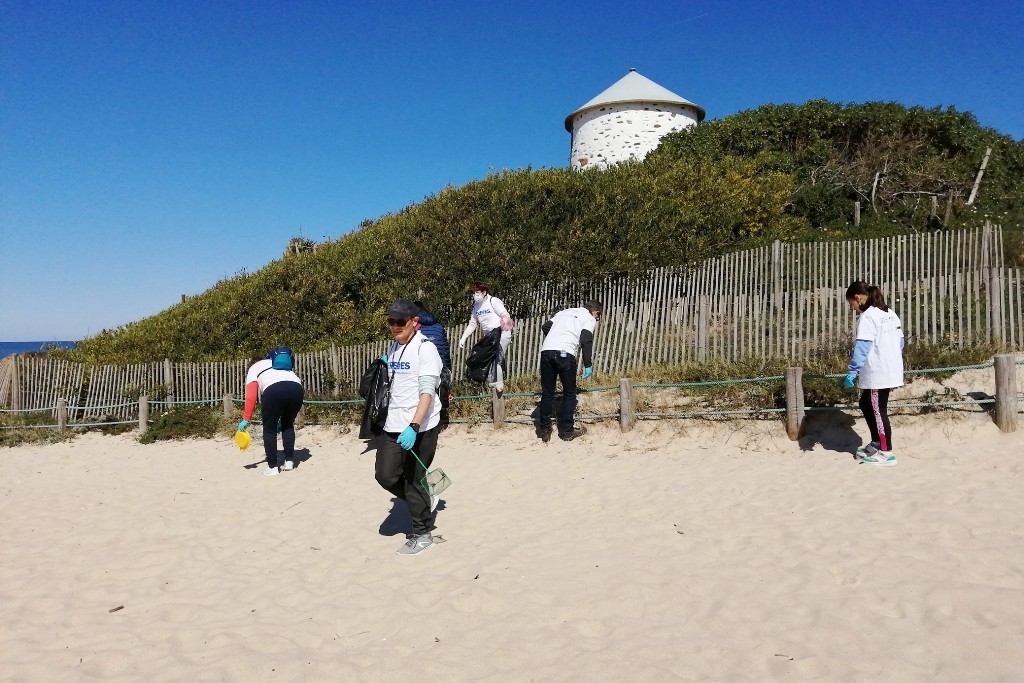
[386,299,419,318]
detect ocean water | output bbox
[0,341,76,360]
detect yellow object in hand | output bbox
[234,430,251,451]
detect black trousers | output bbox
[375,425,440,536]
[538,350,578,434]
[859,388,893,451]
[260,381,304,467]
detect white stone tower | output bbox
[565,69,705,170]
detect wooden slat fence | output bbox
[2,224,1021,417]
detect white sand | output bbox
[1,412,1022,682]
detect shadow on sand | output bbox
[243,447,313,469]
[798,410,861,455]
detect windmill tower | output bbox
[565,69,705,170]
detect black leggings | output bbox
[858,388,893,451]
[260,381,304,467]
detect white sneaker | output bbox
[861,452,897,467]
[262,466,279,476]
[430,494,439,513]
[281,460,294,471]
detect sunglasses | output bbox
[387,318,410,327]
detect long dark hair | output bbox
[845,280,890,312]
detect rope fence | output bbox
[2,354,1019,436]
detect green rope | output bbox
[302,399,363,405]
[634,376,784,388]
[805,361,995,380]
[639,408,786,417]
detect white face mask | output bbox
[472,292,484,302]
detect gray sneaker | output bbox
[397,534,434,555]
[855,442,881,459]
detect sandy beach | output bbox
[2,408,1022,682]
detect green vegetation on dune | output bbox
[71,101,1023,363]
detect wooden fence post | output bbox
[854,200,861,226]
[139,395,149,435]
[697,296,709,362]
[993,354,1018,433]
[491,387,505,428]
[163,359,174,408]
[330,343,342,397]
[57,398,67,431]
[11,357,20,412]
[223,393,233,419]
[989,267,1004,345]
[619,378,635,432]
[785,367,804,440]
[771,240,783,308]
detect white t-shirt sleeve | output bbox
[245,359,271,384]
[419,341,443,383]
[490,296,510,319]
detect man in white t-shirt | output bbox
[536,300,603,442]
[374,299,444,556]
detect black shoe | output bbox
[558,426,586,441]
[536,426,552,443]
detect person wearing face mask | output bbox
[457,281,514,393]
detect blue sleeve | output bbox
[848,339,872,375]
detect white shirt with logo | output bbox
[541,307,598,357]
[855,306,905,389]
[245,359,302,394]
[384,332,443,432]
[468,295,510,335]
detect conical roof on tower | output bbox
[564,68,705,131]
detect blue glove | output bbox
[397,425,417,450]
[842,374,856,389]
[237,419,249,431]
[380,354,388,363]
[582,367,592,379]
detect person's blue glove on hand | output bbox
[380,354,388,363]
[582,367,592,379]
[237,419,249,431]
[397,425,417,450]
[842,374,856,389]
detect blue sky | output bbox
[2,0,1021,341]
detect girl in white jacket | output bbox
[844,281,904,467]
[458,281,514,392]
